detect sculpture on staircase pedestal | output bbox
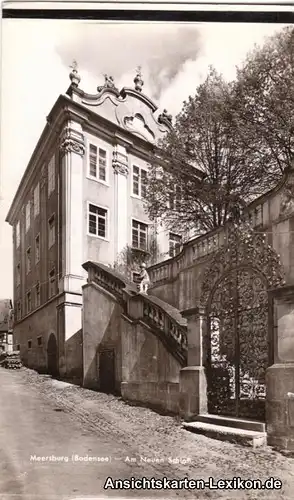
[138,263,150,294]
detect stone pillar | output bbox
[57,121,86,377]
[112,143,129,257]
[179,307,207,420]
[267,285,294,451]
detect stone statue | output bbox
[104,74,115,88]
[280,179,294,214]
[138,263,150,294]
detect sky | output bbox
[0,19,288,300]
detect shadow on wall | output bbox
[64,329,83,384]
[83,293,122,394]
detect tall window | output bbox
[88,204,108,239]
[132,165,147,198]
[35,282,40,307]
[169,233,182,258]
[34,183,40,217]
[25,202,31,232]
[35,234,40,263]
[16,263,21,287]
[26,291,32,314]
[16,301,21,321]
[48,155,55,196]
[49,269,56,298]
[89,144,107,182]
[132,220,148,251]
[48,215,55,248]
[15,221,20,248]
[169,185,182,211]
[26,247,31,274]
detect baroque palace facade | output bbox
[6,65,184,376]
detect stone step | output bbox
[183,421,267,448]
[194,414,266,432]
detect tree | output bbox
[145,27,294,235]
[233,26,294,178]
[112,233,160,281]
[146,67,269,234]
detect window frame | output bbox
[25,202,31,232]
[131,218,149,251]
[87,202,109,241]
[48,214,56,249]
[33,183,40,218]
[168,232,182,258]
[35,281,41,308]
[48,155,56,197]
[87,141,109,185]
[26,291,32,315]
[131,164,148,199]
[26,247,31,274]
[16,262,21,287]
[48,268,56,299]
[15,221,20,248]
[35,233,40,263]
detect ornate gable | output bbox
[66,63,172,144]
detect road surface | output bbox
[0,367,294,500]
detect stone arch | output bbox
[200,223,285,310]
[200,222,285,420]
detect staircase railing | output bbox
[82,261,187,366]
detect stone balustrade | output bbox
[83,260,188,365]
[148,201,268,286]
[142,300,188,363]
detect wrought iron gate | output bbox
[206,268,268,421]
[201,223,285,422]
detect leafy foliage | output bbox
[145,27,294,235]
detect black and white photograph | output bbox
[0,2,294,499]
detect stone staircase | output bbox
[183,414,267,448]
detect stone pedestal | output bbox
[267,286,294,451]
[179,307,207,419]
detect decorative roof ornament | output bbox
[97,74,117,92]
[134,66,144,92]
[69,60,81,87]
[158,108,173,126]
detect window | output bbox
[26,291,32,314]
[132,220,148,251]
[26,247,31,274]
[132,165,147,198]
[16,344,20,351]
[169,185,182,211]
[25,202,31,232]
[16,263,21,287]
[34,183,40,217]
[28,340,32,349]
[37,336,42,346]
[48,215,55,248]
[16,301,21,321]
[49,269,56,298]
[35,282,40,307]
[15,221,20,248]
[48,155,55,196]
[35,234,40,263]
[88,144,107,182]
[88,204,108,239]
[169,233,182,258]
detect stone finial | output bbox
[134,66,144,92]
[69,60,81,87]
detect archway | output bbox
[47,333,58,377]
[201,223,284,421]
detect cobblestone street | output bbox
[1,366,294,500]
